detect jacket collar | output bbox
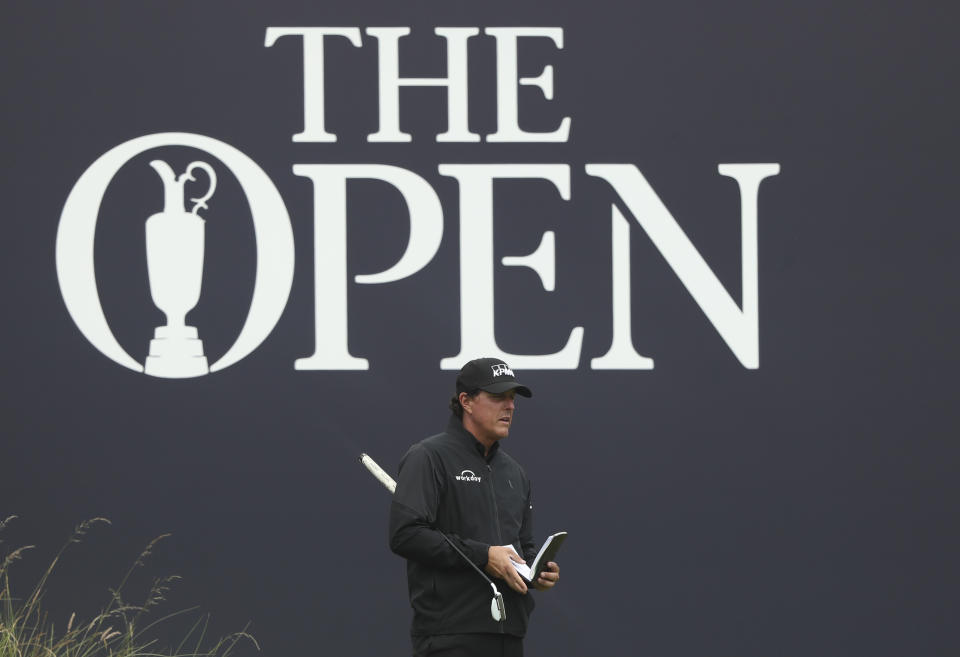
[446,414,500,461]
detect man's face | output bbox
[462,389,517,444]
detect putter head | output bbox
[490,587,506,622]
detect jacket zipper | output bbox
[487,462,506,630]
[486,463,502,544]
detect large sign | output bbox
[56,27,779,377]
[5,6,955,657]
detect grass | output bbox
[0,516,258,657]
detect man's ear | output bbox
[459,391,472,414]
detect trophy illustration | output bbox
[143,159,216,378]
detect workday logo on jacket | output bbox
[455,469,482,483]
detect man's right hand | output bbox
[485,545,528,594]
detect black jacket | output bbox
[389,415,537,637]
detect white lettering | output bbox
[485,28,570,143]
[56,133,294,377]
[293,164,444,370]
[438,164,583,370]
[590,205,655,369]
[585,163,780,369]
[264,27,363,143]
[366,27,480,143]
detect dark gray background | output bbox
[2,1,958,656]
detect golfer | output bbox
[389,357,560,657]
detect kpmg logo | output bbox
[455,470,482,483]
[56,133,295,378]
[57,26,781,378]
[491,364,515,377]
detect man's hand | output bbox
[533,561,560,591]
[485,545,528,594]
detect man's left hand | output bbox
[533,561,559,591]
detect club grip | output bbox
[360,453,397,494]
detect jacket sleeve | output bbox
[389,443,489,570]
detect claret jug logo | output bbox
[143,159,216,377]
[56,133,295,378]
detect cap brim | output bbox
[481,381,533,398]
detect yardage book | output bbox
[508,531,568,583]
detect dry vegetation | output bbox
[0,517,257,657]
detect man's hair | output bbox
[449,390,480,419]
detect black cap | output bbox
[456,357,532,398]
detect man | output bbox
[389,357,560,657]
